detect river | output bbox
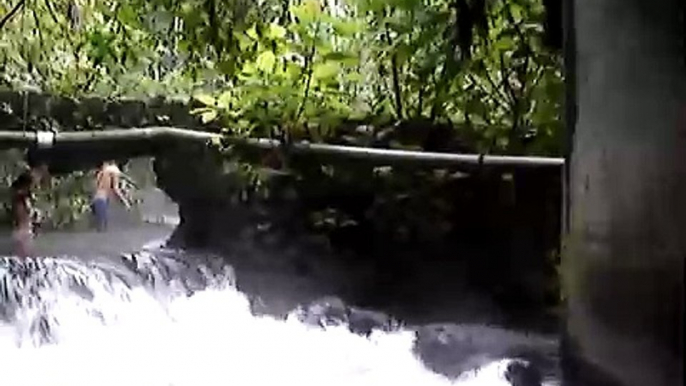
[0,207,559,386]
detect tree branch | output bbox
[430,64,448,121]
[27,7,52,84]
[524,66,545,115]
[43,0,59,24]
[481,64,514,106]
[383,22,403,120]
[502,9,535,150]
[0,0,26,31]
[416,84,424,117]
[468,73,509,113]
[500,53,520,131]
[296,22,321,120]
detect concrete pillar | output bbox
[562,1,685,386]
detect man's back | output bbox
[95,163,121,198]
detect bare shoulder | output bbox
[104,164,122,175]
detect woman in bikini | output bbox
[10,161,49,257]
[11,173,36,257]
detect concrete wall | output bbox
[562,0,685,385]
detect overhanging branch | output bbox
[0,0,25,31]
[0,127,565,168]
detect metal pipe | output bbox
[0,127,565,168]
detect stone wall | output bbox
[0,90,207,132]
[153,142,562,326]
[0,90,214,174]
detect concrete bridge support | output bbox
[562,0,685,385]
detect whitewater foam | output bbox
[0,255,543,386]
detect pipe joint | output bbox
[35,131,56,149]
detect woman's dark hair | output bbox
[26,148,48,169]
[11,172,33,191]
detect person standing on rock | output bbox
[10,161,50,257]
[92,160,131,232]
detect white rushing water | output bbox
[0,255,531,386]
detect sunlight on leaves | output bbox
[256,51,277,73]
[313,61,340,80]
[193,94,217,106]
[201,110,219,123]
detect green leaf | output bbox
[267,23,288,40]
[190,107,212,115]
[210,135,224,148]
[346,72,364,82]
[242,62,258,75]
[354,0,386,13]
[290,0,321,24]
[117,4,139,26]
[322,52,359,66]
[394,42,413,65]
[493,35,516,51]
[390,0,419,11]
[201,110,218,123]
[218,60,236,76]
[193,94,217,106]
[256,51,277,72]
[331,20,364,36]
[313,62,340,80]
[236,34,253,51]
[510,3,524,23]
[217,91,234,109]
[246,26,259,40]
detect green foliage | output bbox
[184,0,562,155]
[0,150,93,229]
[0,150,143,230]
[32,171,94,229]
[32,166,142,230]
[1,0,562,155]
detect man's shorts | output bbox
[92,197,109,226]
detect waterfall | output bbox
[0,248,558,386]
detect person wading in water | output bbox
[92,160,131,232]
[10,161,50,257]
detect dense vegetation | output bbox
[1,0,562,155]
[0,149,141,230]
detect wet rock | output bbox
[347,307,400,336]
[413,324,499,378]
[119,249,236,295]
[413,323,556,381]
[292,296,401,337]
[295,296,349,328]
[505,359,543,386]
[292,259,311,277]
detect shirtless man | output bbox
[92,160,131,232]
[10,162,49,257]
